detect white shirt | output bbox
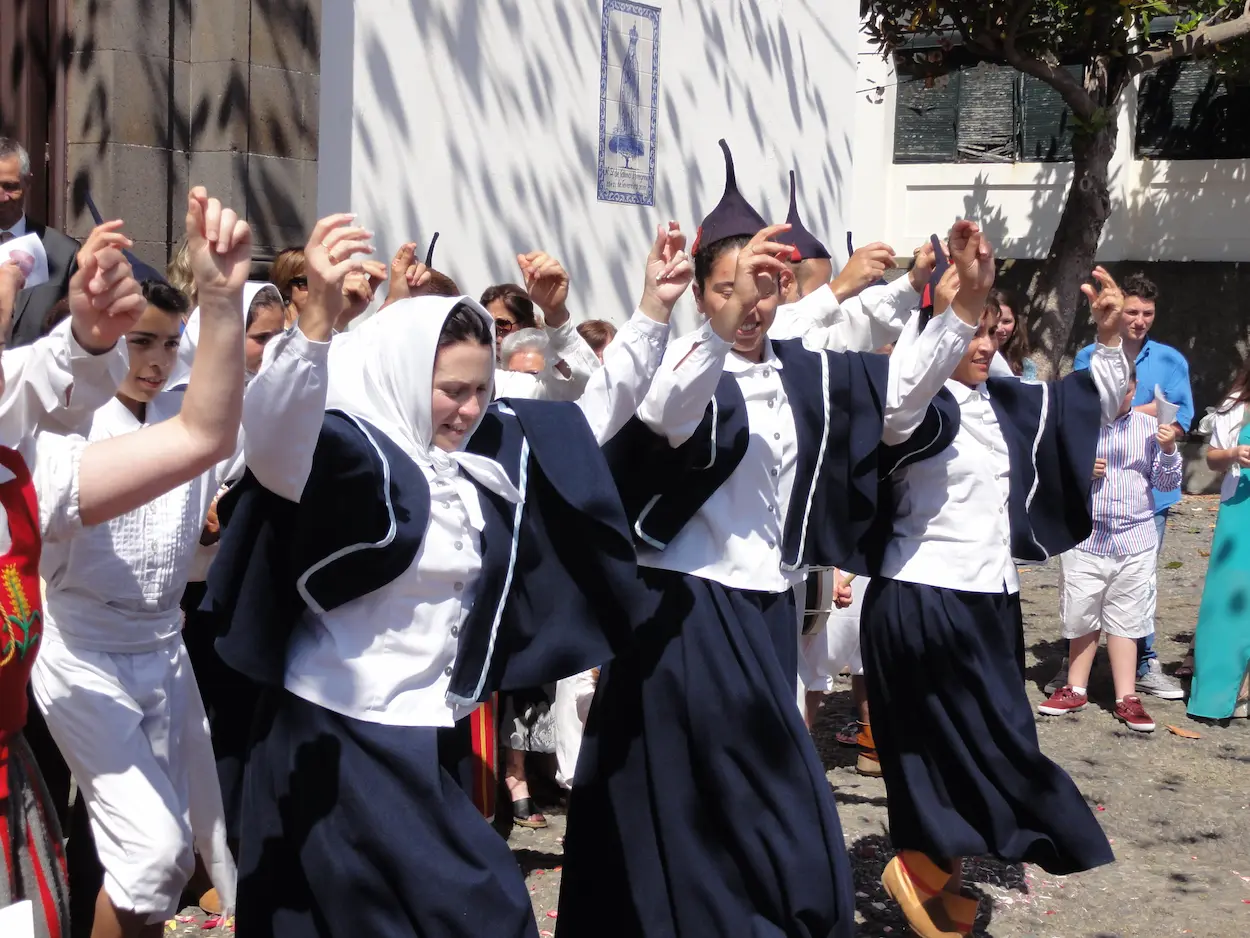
[39,394,229,653]
[493,317,603,401]
[634,307,972,594]
[0,318,129,555]
[242,310,669,727]
[1210,399,1246,502]
[771,276,922,352]
[882,341,1130,594]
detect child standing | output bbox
[1040,363,1182,732]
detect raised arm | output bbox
[74,189,248,526]
[638,223,793,446]
[511,251,601,401]
[771,241,898,346]
[1150,424,1183,492]
[881,221,994,446]
[576,222,690,443]
[243,214,375,500]
[1080,266,1131,426]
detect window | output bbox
[1135,60,1250,159]
[893,53,1080,164]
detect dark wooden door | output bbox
[0,0,67,227]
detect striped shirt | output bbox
[1079,411,1183,557]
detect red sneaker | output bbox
[1038,686,1088,716]
[1115,695,1156,732]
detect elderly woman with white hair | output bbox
[202,220,694,938]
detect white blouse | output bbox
[634,306,974,594]
[242,311,669,727]
[39,394,230,653]
[1209,399,1246,502]
[493,317,604,401]
[771,275,922,353]
[882,342,1129,594]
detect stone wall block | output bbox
[188,60,250,152]
[250,0,321,73]
[248,65,318,160]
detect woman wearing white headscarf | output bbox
[200,218,691,938]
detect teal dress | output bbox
[1189,421,1250,719]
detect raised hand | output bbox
[1156,423,1178,454]
[380,241,417,309]
[931,263,961,317]
[67,220,149,353]
[0,259,26,341]
[709,223,794,343]
[518,251,571,326]
[1081,266,1124,347]
[638,221,693,323]
[831,241,896,302]
[948,220,995,326]
[907,238,945,293]
[185,187,252,301]
[300,213,375,341]
[338,259,388,329]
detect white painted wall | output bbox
[851,35,1250,263]
[320,0,861,331]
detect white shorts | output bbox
[554,669,597,790]
[30,635,236,923]
[1060,548,1156,640]
[795,571,867,695]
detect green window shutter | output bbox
[1136,60,1250,159]
[893,57,959,163]
[1019,66,1081,162]
[956,63,1017,162]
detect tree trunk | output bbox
[1024,121,1118,379]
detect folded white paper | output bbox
[0,234,49,289]
[1154,384,1180,428]
[0,900,35,938]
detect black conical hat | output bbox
[84,191,169,284]
[691,139,768,255]
[776,170,830,261]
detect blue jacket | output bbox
[1075,338,1192,513]
[204,399,645,707]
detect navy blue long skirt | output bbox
[235,689,536,938]
[559,567,853,938]
[860,578,1114,875]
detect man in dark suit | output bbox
[0,137,79,345]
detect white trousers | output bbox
[1060,547,1156,640]
[553,669,597,790]
[794,573,868,711]
[31,635,236,924]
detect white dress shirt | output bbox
[634,308,971,594]
[882,342,1130,594]
[771,276,922,352]
[0,318,128,554]
[39,394,228,653]
[1209,399,1246,502]
[240,310,668,727]
[493,317,604,401]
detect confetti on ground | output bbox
[546,910,558,919]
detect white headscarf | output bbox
[325,295,523,503]
[171,281,283,388]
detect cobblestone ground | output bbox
[173,495,1246,937]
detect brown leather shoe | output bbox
[940,892,978,935]
[856,722,884,777]
[882,853,962,938]
[198,888,223,915]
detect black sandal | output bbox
[511,796,548,829]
